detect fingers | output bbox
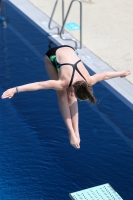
[1,91,7,99]
[127,70,131,76]
[1,89,13,99]
[1,93,9,99]
[120,70,131,78]
[125,70,131,76]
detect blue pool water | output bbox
[0,1,133,200]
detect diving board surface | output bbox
[69,183,123,200]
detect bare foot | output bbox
[75,132,81,144]
[69,133,80,149]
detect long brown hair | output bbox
[73,80,96,103]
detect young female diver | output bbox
[1,45,131,149]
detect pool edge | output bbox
[7,0,133,111]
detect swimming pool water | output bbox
[0,1,133,199]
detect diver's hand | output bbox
[1,88,16,99]
[120,70,131,78]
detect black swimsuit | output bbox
[45,45,86,87]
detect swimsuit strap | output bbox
[69,60,86,87]
[58,60,86,87]
[59,63,73,67]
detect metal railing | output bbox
[48,0,82,49]
[48,0,64,34]
[60,0,82,49]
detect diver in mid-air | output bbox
[1,45,131,149]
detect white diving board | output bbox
[69,183,123,200]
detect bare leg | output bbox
[57,91,80,148]
[44,56,80,149]
[67,88,80,144]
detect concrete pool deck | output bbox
[7,0,133,110]
[28,0,133,84]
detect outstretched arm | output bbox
[90,70,131,85]
[1,80,66,99]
